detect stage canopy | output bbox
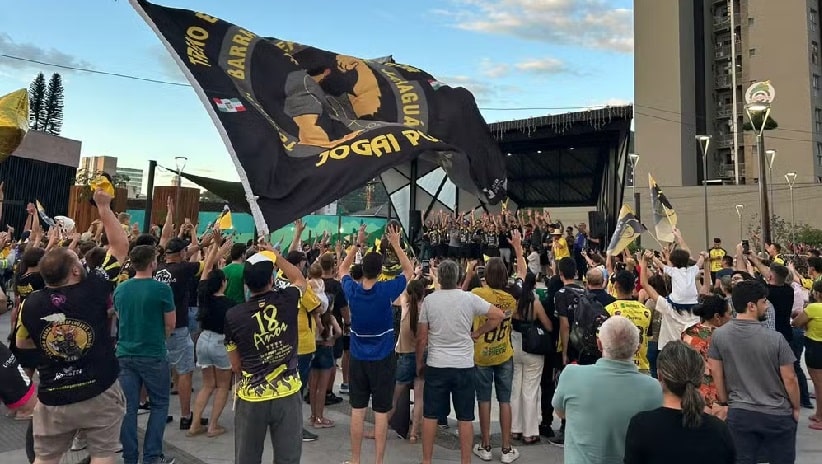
[180,105,633,239]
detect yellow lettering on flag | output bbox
[380,69,424,127]
[185,26,210,67]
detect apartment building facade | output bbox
[635,0,822,188]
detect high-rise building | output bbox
[79,155,117,177]
[635,0,822,187]
[116,167,144,198]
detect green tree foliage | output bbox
[28,72,46,130]
[42,73,64,135]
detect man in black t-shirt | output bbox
[154,236,203,430]
[320,252,349,396]
[224,248,307,464]
[15,188,128,464]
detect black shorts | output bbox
[342,334,350,351]
[805,338,822,369]
[349,354,395,413]
[423,366,476,422]
[0,342,35,409]
[333,336,344,359]
[448,246,461,259]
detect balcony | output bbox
[715,74,732,88]
[714,16,731,30]
[715,45,732,59]
[716,136,734,149]
[719,163,746,180]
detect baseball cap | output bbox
[165,237,187,254]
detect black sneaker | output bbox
[166,416,173,424]
[539,424,555,438]
[437,418,449,430]
[138,402,150,416]
[547,431,564,448]
[325,393,343,405]
[180,414,193,430]
[302,428,318,442]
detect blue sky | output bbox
[0,0,633,186]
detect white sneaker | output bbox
[70,436,87,451]
[501,447,520,463]
[472,444,493,461]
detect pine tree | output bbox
[28,73,46,130]
[42,73,64,135]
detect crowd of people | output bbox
[0,186,820,464]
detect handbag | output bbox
[519,301,553,355]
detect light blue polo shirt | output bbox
[552,358,662,464]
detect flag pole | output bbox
[642,225,666,250]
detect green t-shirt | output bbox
[223,262,246,305]
[114,278,175,359]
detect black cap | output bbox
[165,237,187,254]
[714,237,722,244]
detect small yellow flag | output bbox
[217,205,233,230]
[89,173,116,197]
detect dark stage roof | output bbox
[489,105,633,233]
[179,105,633,237]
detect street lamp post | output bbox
[785,172,797,248]
[174,156,187,229]
[765,149,776,220]
[696,135,712,250]
[629,153,640,247]
[744,81,776,250]
[735,204,744,243]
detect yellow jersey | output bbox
[553,237,570,260]
[605,299,652,371]
[472,287,517,366]
[709,247,726,273]
[805,303,822,342]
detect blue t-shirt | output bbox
[342,274,406,361]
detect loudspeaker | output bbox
[588,210,606,239]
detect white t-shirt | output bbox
[663,265,700,305]
[420,289,491,369]
[654,296,700,349]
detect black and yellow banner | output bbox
[648,173,677,243]
[131,1,507,233]
[606,204,645,256]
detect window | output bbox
[748,17,755,26]
[815,75,820,95]
[749,48,756,56]
[812,9,818,31]
[817,142,822,156]
[814,42,819,65]
[816,108,822,132]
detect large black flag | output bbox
[131,1,507,233]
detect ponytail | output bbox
[680,380,705,429]
[657,341,706,429]
[407,279,426,336]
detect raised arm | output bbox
[93,188,129,263]
[160,196,174,249]
[511,229,527,280]
[339,224,366,279]
[747,253,771,281]
[700,251,713,294]
[289,218,305,253]
[640,251,661,301]
[387,223,414,282]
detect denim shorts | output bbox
[195,330,230,370]
[423,366,475,422]
[311,345,335,370]
[187,307,200,334]
[474,358,514,403]
[166,327,195,375]
[395,353,416,385]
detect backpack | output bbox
[567,288,610,358]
